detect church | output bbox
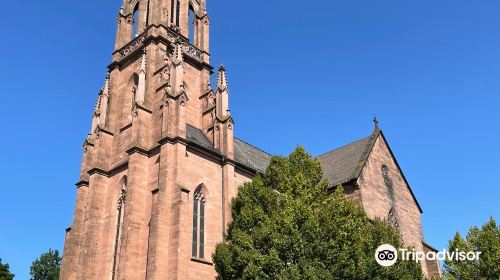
[60,0,441,279]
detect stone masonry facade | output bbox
[59,0,441,279]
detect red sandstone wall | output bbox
[357,135,428,274]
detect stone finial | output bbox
[173,43,183,64]
[103,74,110,97]
[216,65,230,117]
[139,48,147,74]
[217,64,228,91]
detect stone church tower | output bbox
[60,0,441,279]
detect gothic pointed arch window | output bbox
[381,164,395,201]
[176,0,181,27]
[112,176,127,280]
[188,5,196,43]
[388,207,400,229]
[170,0,181,27]
[132,73,139,105]
[192,186,206,259]
[132,4,140,39]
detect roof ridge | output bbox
[234,137,273,157]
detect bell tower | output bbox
[60,0,237,279]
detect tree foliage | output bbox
[0,258,14,280]
[443,217,500,280]
[30,249,61,280]
[213,147,423,280]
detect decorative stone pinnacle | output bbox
[217,65,228,90]
[140,48,147,73]
[103,74,110,96]
[173,43,183,63]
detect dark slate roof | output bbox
[186,124,272,173]
[318,128,423,213]
[234,138,272,173]
[186,125,422,213]
[186,124,218,153]
[317,132,378,187]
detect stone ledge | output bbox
[191,257,213,266]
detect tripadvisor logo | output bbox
[375,244,482,267]
[375,244,398,267]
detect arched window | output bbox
[388,207,400,229]
[132,73,139,105]
[132,4,140,39]
[112,177,127,280]
[381,165,390,184]
[176,0,181,27]
[192,188,205,259]
[381,165,395,199]
[188,6,196,43]
[170,0,175,25]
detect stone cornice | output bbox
[81,136,260,181]
[88,167,109,177]
[108,25,213,71]
[75,180,89,188]
[96,125,114,137]
[133,102,153,114]
[126,145,150,156]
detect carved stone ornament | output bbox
[126,14,133,24]
[116,28,204,62]
[161,94,171,108]
[164,29,204,61]
[160,67,171,82]
[208,92,215,105]
[179,93,188,107]
[119,31,148,59]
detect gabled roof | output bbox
[186,124,423,213]
[318,128,423,213]
[317,133,377,187]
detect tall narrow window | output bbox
[170,0,175,24]
[381,165,395,201]
[188,7,195,42]
[112,178,127,280]
[176,0,181,27]
[132,74,139,106]
[199,197,205,258]
[192,189,205,258]
[132,4,139,39]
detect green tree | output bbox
[443,217,500,280]
[213,147,423,280]
[30,249,61,280]
[0,258,14,280]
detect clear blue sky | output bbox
[1,0,499,278]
